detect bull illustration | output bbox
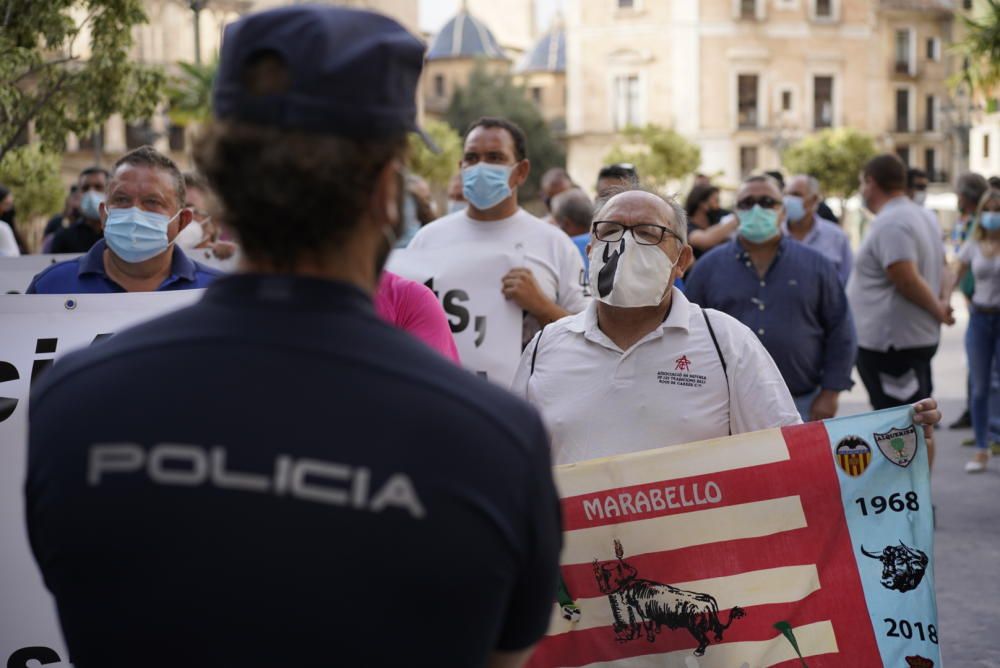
[860,541,928,593]
[592,540,745,656]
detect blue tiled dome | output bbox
[427,8,508,61]
[518,24,565,73]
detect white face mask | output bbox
[913,191,927,206]
[174,220,206,250]
[588,234,676,308]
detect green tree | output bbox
[0,145,66,248]
[166,59,217,126]
[445,62,565,199]
[407,119,463,188]
[604,125,701,188]
[0,0,165,160]
[955,0,1000,96]
[782,128,877,199]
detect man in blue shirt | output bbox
[783,174,853,285]
[28,146,220,293]
[26,7,560,668]
[551,187,593,269]
[685,175,856,422]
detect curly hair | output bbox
[193,121,406,270]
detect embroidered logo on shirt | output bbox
[674,355,692,372]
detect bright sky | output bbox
[418,0,563,34]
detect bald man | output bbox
[511,187,801,465]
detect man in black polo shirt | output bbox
[26,7,560,667]
[50,166,108,253]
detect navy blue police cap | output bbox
[213,5,436,149]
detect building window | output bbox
[813,76,833,128]
[531,86,543,105]
[897,145,910,166]
[125,121,154,149]
[737,74,759,129]
[895,89,910,132]
[77,128,103,152]
[815,0,833,18]
[168,125,185,152]
[985,134,991,159]
[895,29,912,74]
[925,95,935,131]
[963,0,972,8]
[781,90,792,112]
[926,37,939,61]
[925,148,936,180]
[739,146,758,177]
[613,74,640,130]
[617,0,635,8]
[434,75,445,98]
[740,0,757,19]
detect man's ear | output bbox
[176,208,193,233]
[511,159,531,189]
[99,202,108,229]
[677,244,694,274]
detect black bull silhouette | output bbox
[593,540,745,656]
[861,541,929,593]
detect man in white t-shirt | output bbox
[510,187,803,465]
[408,117,589,344]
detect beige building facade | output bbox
[566,0,960,189]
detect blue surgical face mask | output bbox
[783,195,806,224]
[103,206,180,263]
[981,211,1000,231]
[462,163,513,210]
[80,190,105,220]
[737,205,780,243]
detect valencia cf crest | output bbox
[835,436,872,477]
[874,425,918,468]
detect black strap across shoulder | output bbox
[529,325,546,376]
[701,309,728,382]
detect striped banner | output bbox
[530,406,939,668]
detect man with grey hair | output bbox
[28,145,221,293]
[551,187,595,267]
[511,187,801,465]
[783,174,853,284]
[686,174,856,422]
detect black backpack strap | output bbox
[529,325,547,376]
[701,308,728,382]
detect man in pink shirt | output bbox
[375,271,460,362]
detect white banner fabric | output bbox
[387,243,523,386]
[0,255,83,294]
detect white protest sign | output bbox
[0,255,83,294]
[387,243,522,387]
[0,291,202,667]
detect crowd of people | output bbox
[0,4,983,665]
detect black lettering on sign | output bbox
[30,337,58,386]
[443,289,470,333]
[855,492,920,516]
[423,277,439,298]
[884,618,938,644]
[7,646,62,668]
[474,315,486,347]
[0,360,19,423]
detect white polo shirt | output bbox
[510,288,800,465]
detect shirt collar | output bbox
[203,273,374,315]
[734,235,787,260]
[566,286,691,340]
[77,239,198,284]
[782,219,821,244]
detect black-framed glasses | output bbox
[592,220,680,246]
[736,196,781,210]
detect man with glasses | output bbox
[685,175,855,423]
[511,187,800,465]
[409,116,589,345]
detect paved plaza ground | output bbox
[840,305,1000,667]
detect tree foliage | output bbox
[0,0,165,160]
[956,0,1000,95]
[445,62,565,199]
[166,59,217,126]
[604,125,701,187]
[407,119,463,188]
[0,145,65,246]
[782,128,877,198]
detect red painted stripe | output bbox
[560,458,808,533]
[530,423,881,667]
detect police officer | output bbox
[26,7,560,667]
